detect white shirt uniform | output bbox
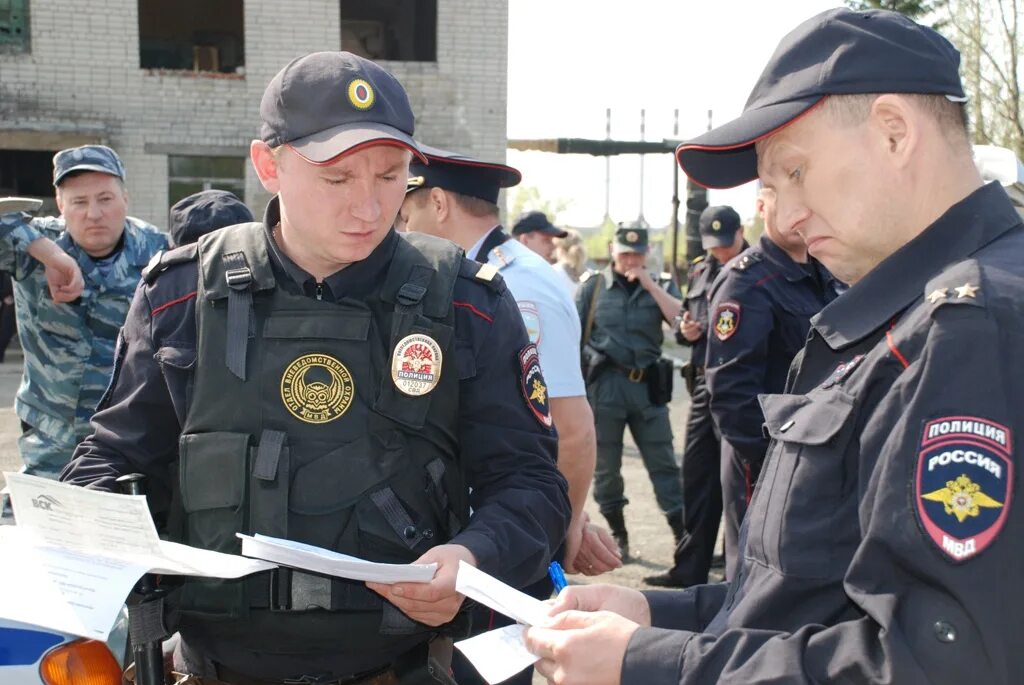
[469,231,586,398]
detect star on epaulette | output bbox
[492,246,513,267]
[733,252,763,272]
[954,282,979,299]
[923,259,984,314]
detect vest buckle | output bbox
[396,282,427,306]
[225,266,253,290]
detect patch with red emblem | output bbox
[519,344,552,429]
[713,302,741,341]
[391,334,443,396]
[915,416,1013,562]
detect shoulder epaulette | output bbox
[923,259,984,313]
[690,255,705,265]
[732,251,764,272]
[142,243,198,285]
[459,258,505,292]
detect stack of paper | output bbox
[0,473,275,640]
[238,533,437,583]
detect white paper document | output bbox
[453,561,554,684]
[0,473,275,641]
[0,525,150,641]
[238,533,437,583]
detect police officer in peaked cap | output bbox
[525,8,1024,683]
[61,51,570,684]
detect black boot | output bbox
[602,509,630,562]
[667,509,685,546]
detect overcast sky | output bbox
[506,1,841,226]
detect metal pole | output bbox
[637,108,646,225]
[670,108,681,284]
[604,108,611,222]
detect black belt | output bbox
[214,663,395,685]
[611,362,646,382]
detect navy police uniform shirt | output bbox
[705,234,841,467]
[677,255,721,367]
[623,182,1024,682]
[61,198,570,591]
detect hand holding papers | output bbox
[452,561,553,684]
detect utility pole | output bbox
[684,109,712,263]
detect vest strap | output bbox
[224,251,254,381]
[370,487,426,550]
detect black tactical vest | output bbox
[168,223,470,659]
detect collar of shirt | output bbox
[468,224,503,261]
[261,196,399,302]
[812,181,1021,350]
[759,233,812,283]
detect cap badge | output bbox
[347,78,375,110]
[626,230,639,243]
[392,334,443,396]
[711,220,721,231]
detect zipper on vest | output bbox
[315,282,323,301]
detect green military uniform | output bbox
[576,227,683,555]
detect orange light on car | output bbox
[39,638,122,685]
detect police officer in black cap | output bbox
[400,145,619,685]
[168,189,254,247]
[61,51,570,685]
[524,8,1024,683]
[511,210,568,263]
[644,205,745,588]
[576,225,684,560]
[704,190,841,581]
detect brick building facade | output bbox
[0,0,508,227]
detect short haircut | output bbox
[409,187,498,219]
[823,93,970,146]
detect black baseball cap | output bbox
[169,190,255,247]
[699,206,742,249]
[52,145,126,187]
[676,8,967,189]
[613,225,648,254]
[407,144,521,204]
[260,51,425,164]
[512,211,568,238]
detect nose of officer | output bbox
[348,178,383,224]
[774,188,811,239]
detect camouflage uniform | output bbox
[0,212,167,477]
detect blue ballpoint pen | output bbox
[548,561,568,593]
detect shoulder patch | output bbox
[713,302,741,341]
[518,301,541,343]
[142,243,198,285]
[916,416,1012,562]
[924,259,984,313]
[519,344,552,429]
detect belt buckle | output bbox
[628,368,644,383]
[282,675,335,685]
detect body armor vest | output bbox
[168,223,470,660]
